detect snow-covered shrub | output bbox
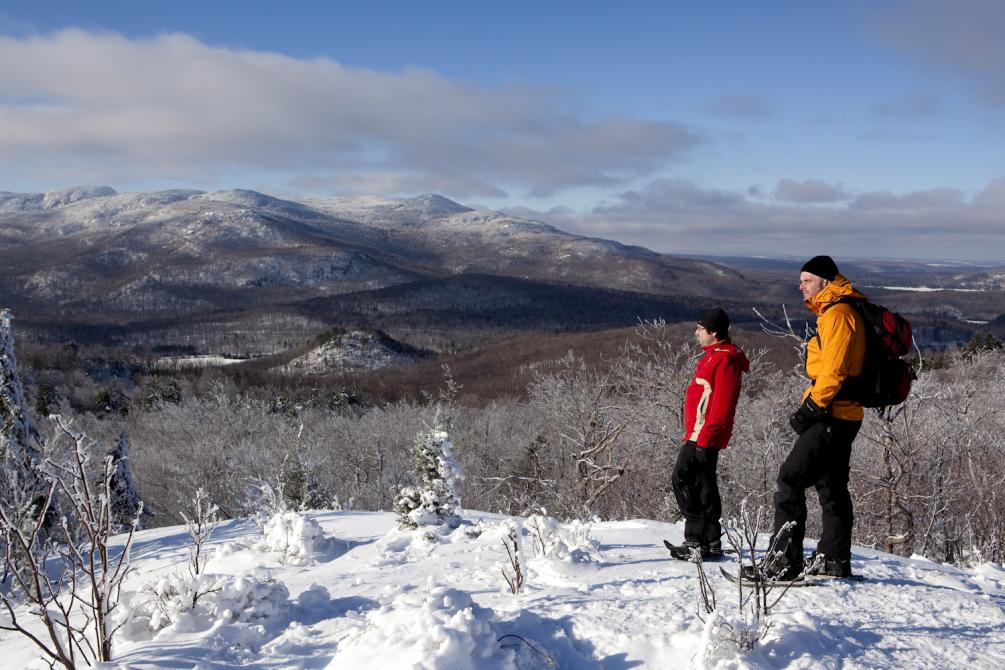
[247,478,289,532]
[393,424,463,530]
[1,414,144,668]
[181,487,220,579]
[326,585,514,669]
[525,513,599,562]
[330,494,354,512]
[500,521,525,595]
[255,510,334,565]
[120,568,290,640]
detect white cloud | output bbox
[849,187,966,211]
[0,29,701,197]
[513,177,1005,260]
[773,178,850,204]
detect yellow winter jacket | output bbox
[802,274,868,422]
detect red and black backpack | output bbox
[829,298,916,408]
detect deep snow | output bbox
[2,510,1004,669]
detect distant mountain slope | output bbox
[0,187,747,350]
[274,328,428,375]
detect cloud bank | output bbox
[0,29,700,197]
[509,177,1005,261]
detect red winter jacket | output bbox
[682,340,749,449]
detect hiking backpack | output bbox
[830,299,916,408]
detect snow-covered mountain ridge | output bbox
[0,185,741,320]
[4,510,1002,669]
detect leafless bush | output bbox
[0,416,142,668]
[501,522,525,595]
[181,488,219,582]
[718,503,806,652]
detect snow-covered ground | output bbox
[3,511,1004,669]
[154,355,249,369]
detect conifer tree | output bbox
[393,423,463,529]
[0,309,48,548]
[108,432,145,531]
[1,309,32,465]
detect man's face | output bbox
[799,271,828,301]
[695,324,717,347]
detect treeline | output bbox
[11,323,1005,565]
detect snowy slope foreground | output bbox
[2,511,1004,669]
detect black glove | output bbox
[789,397,830,435]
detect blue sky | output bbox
[1,1,1003,260]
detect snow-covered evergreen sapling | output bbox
[278,422,325,511]
[0,309,31,459]
[108,431,145,532]
[393,424,464,529]
[0,309,48,543]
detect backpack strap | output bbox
[814,296,861,348]
[814,296,872,404]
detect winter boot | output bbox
[741,558,803,582]
[666,540,720,561]
[807,552,852,578]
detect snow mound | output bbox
[256,510,339,564]
[327,585,515,670]
[373,522,477,566]
[118,568,290,641]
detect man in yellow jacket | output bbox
[771,255,867,580]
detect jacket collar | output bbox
[805,274,867,316]
[702,338,732,353]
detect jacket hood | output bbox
[703,339,750,373]
[805,273,867,316]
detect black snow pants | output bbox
[773,418,861,570]
[672,440,722,548]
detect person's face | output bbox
[799,271,828,301]
[695,324,717,347]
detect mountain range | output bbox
[2,186,999,356]
[0,186,751,353]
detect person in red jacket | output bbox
[668,308,749,560]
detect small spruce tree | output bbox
[393,423,464,530]
[1,309,33,463]
[0,309,49,549]
[108,432,145,531]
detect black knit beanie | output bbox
[800,255,839,281]
[698,308,730,339]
